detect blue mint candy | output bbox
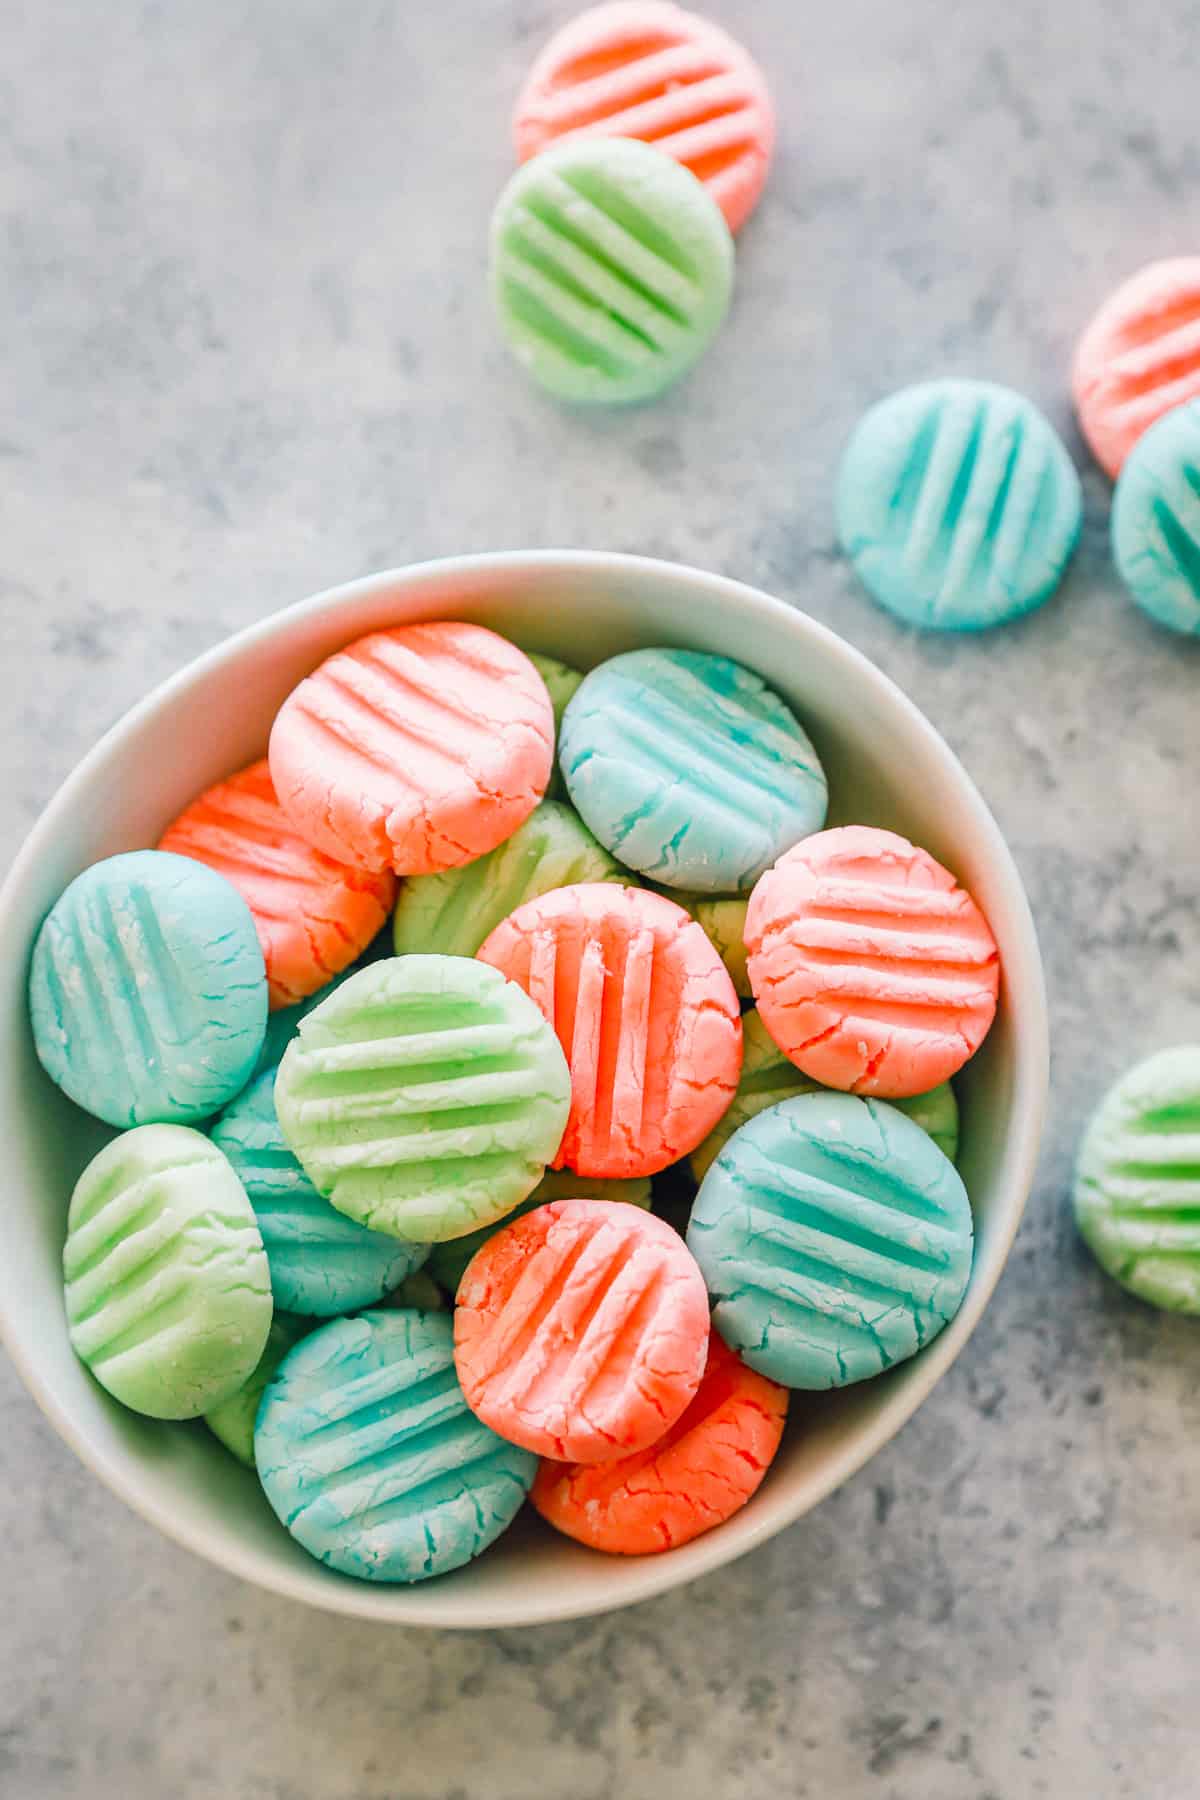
[29,850,267,1128]
[686,1092,973,1389]
[254,1310,537,1582]
[1112,398,1200,636]
[836,379,1082,630]
[559,648,827,893]
[210,1071,428,1316]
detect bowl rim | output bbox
[0,549,1049,1628]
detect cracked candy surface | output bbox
[1111,398,1200,637]
[490,136,734,406]
[159,758,396,1009]
[1073,257,1200,478]
[454,1198,709,1462]
[254,1309,536,1583]
[560,648,827,893]
[687,1092,973,1390]
[268,622,554,877]
[211,1070,428,1316]
[478,881,741,1177]
[531,1329,787,1553]
[513,2,774,235]
[1074,1045,1200,1313]
[204,1312,310,1466]
[29,850,268,1128]
[429,1165,651,1295]
[272,955,571,1244]
[746,825,999,1099]
[690,1007,959,1181]
[836,379,1081,631]
[392,799,624,961]
[63,1124,273,1419]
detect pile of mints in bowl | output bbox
[31,619,1000,1582]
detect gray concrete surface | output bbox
[2,2,1199,1795]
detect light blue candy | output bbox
[255,1310,536,1582]
[1112,398,1200,636]
[29,850,267,1128]
[559,648,828,893]
[210,1070,428,1316]
[686,1092,973,1389]
[836,379,1082,630]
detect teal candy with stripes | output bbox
[29,851,268,1128]
[836,379,1082,630]
[559,648,828,893]
[686,1092,973,1389]
[1112,399,1200,636]
[210,1071,428,1317]
[254,1310,537,1582]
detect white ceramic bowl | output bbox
[0,552,1047,1628]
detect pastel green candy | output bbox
[204,1313,309,1466]
[63,1124,273,1420]
[690,1010,959,1182]
[274,956,571,1244]
[491,136,734,406]
[837,379,1082,630]
[428,1167,653,1295]
[253,966,357,1079]
[1111,400,1200,636]
[669,892,751,997]
[528,653,583,798]
[392,800,624,961]
[1074,1046,1200,1311]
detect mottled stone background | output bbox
[2,2,1198,1795]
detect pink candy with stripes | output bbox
[268,622,554,877]
[746,826,1000,1099]
[513,1,775,235]
[1073,257,1200,478]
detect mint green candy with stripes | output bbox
[491,136,734,406]
[560,648,828,892]
[63,1124,273,1420]
[29,850,268,1127]
[837,379,1082,630]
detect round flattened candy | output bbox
[1074,1046,1200,1313]
[255,1310,537,1582]
[29,850,268,1128]
[687,1093,974,1389]
[159,759,396,1009]
[560,648,828,893]
[268,623,554,877]
[836,380,1082,631]
[689,1007,960,1183]
[513,1,775,235]
[63,1125,273,1419]
[272,956,571,1244]
[391,799,624,961]
[491,136,733,406]
[1073,257,1200,478]
[746,826,999,1099]
[428,1165,652,1296]
[531,1330,787,1554]
[1111,398,1200,636]
[210,1070,428,1316]
[454,1199,710,1462]
[477,882,742,1178]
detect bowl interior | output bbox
[0,553,1047,1627]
